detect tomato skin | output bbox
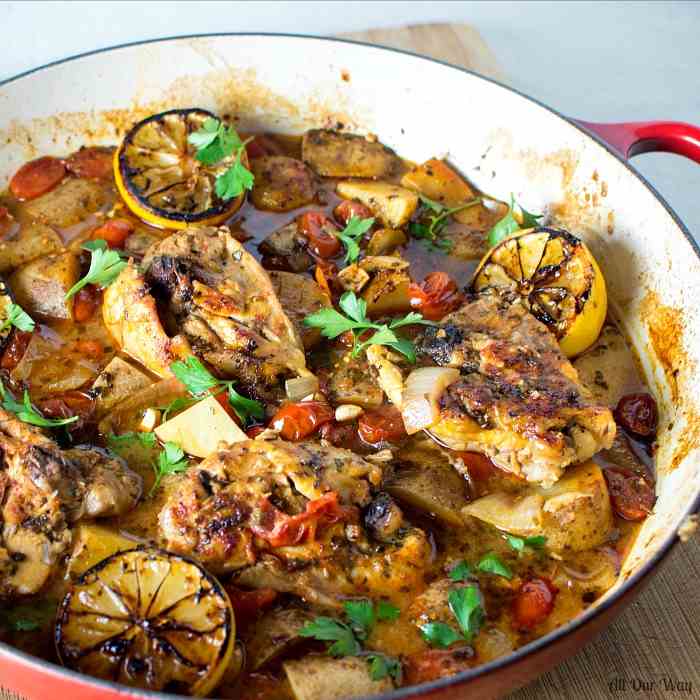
[297,212,341,258]
[10,156,66,201]
[404,648,474,685]
[1,330,33,371]
[358,405,407,445]
[457,451,497,481]
[512,578,558,630]
[65,147,114,179]
[604,467,656,521]
[318,421,360,450]
[73,285,101,323]
[245,135,283,160]
[408,271,464,321]
[333,200,372,226]
[92,218,134,249]
[246,425,266,439]
[271,401,334,441]
[225,587,278,627]
[37,390,96,435]
[614,392,658,438]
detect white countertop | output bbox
[2,0,699,237]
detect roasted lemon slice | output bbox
[472,227,607,357]
[114,108,248,229]
[56,548,234,696]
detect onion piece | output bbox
[401,366,460,434]
[285,375,319,402]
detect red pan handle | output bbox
[575,120,700,164]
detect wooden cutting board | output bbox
[340,23,700,700]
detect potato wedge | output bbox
[367,227,407,255]
[336,181,418,228]
[244,607,313,671]
[67,523,138,578]
[362,269,411,317]
[302,129,400,179]
[0,223,64,273]
[284,655,393,700]
[251,156,316,212]
[154,395,248,458]
[91,356,155,419]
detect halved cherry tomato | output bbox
[10,156,66,201]
[225,587,278,628]
[74,339,103,360]
[457,451,498,481]
[1,330,33,371]
[73,285,101,323]
[603,467,656,521]
[297,212,341,258]
[319,421,360,450]
[271,400,334,441]
[245,135,284,160]
[333,199,373,227]
[512,578,558,630]
[251,491,354,547]
[358,405,407,445]
[403,648,474,685]
[246,425,266,439]
[614,392,658,439]
[212,389,242,424]
[408,271,464,321]
[92,218,134,249]
[65,146,114,179]
[37,390,96,434]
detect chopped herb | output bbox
[376,600,401,622]
[107,431,158,450]
[366,653,403,683]
[0,303,35,333]
[449,560,474,582]
[448,585,484,641]
[506,534,547,553]
[188,117,254,201]
[65,239,127,300]
[303,291,431,363]
[0,380,78,428]
[344,599,375,641]
[420,621,464,649]
[336,215,375,264]
[299,616,361,657]
[170,356,264,426]
[487,195,544,247]
[158,396,198,422]
[477,552,513,580]
[149,441,189,496]
[409,194,482,253]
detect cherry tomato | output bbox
[512,578,558,630]
[614,392,658,438]
[74,339,103,359]
[271,401,334,441]
[213,389,242,424]
[246,425,266,439]
[37,390,96,434]
[318,421,360,450]
[1,330,33,371]
[408,271,464,321]
[297,212,341,258]
[457,451,498,481]
[358,405,407,445]
[65,146,114,179]
[92,218,134,249]
[604,467,656,521]
[225,587,278,627]
[404,648,474,685]
[10,156,66,201]
[72,285,101,323]
[333,199,372,226]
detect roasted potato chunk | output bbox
[259,222,314,273]
[362,269,412,317]
[336,180,418,228]
[302,129,400,179]
[91,356,154,419]
[329,352,385,409]
[245,607,313,671]
[251,156,316,212]
[0,222,63,273]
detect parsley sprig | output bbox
[303,291,431,363]
[0,380,78,428]
[187,117,254,201]
[150,441,189,495]
[336,216,375,264]
[420,584,485,649]
[170,356,264,426]
[300,599,401,682]
[477,552,513,580]
[507,534,547,553]
[487,194,543,247]
[0,303,35,333]
[409,195,481,253]
[107,431,158,451]
[65,239,127,300]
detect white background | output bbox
[2,1,699,240]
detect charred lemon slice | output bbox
[114,108,248,229]
[56,548,234,696]
[472,227,607,357]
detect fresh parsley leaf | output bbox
[0,381,79,428]
[486,195,544,247]
[376,600,400,622]
[506,534,547,552]
[303,306,359,339]
[0,600,56,633]
[171,356,220,397]
[187,117,220,150]
[338,290,369,324]
[107,431,158,450]
[411,195,481,253]
[419,621,464,649]
[418,194,448,213]
[0,303,35,333]
[449,561,474,582]
[299,617,361,657]
[366,653,402,683]
[215,150,254,200]
[227,384,265,424]
[477,552,513,579]
[344,599,375,641]
[448,585,484,642]
[149,441,189,496]
[65,239,127,300]
[158,396,198,422]
[336,216,375,264]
